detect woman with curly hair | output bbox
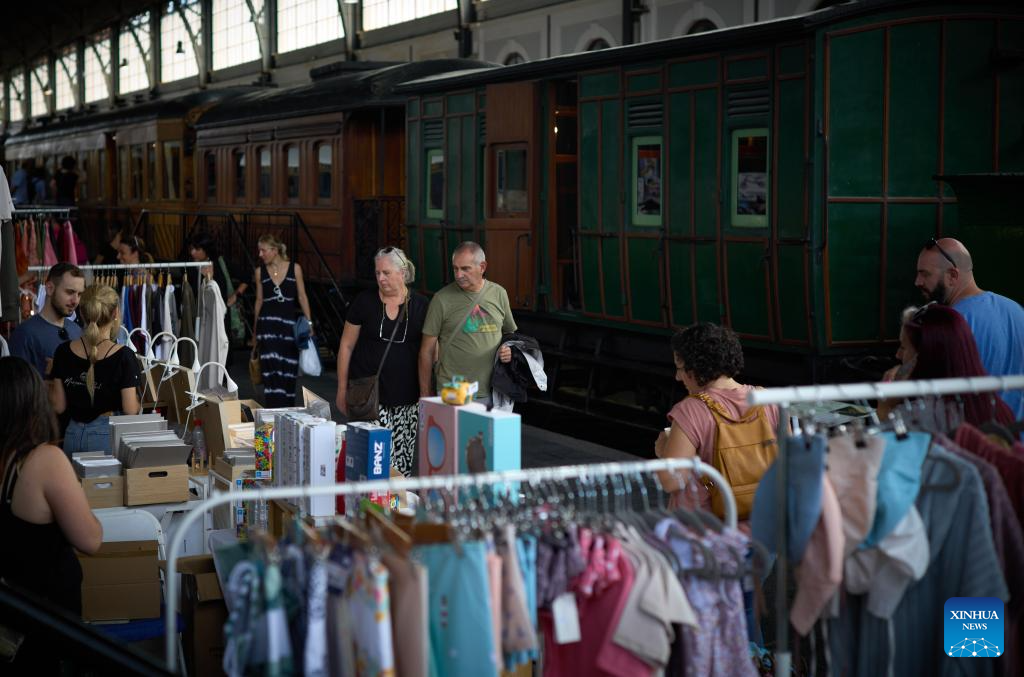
[654,322,780,509]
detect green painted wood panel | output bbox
[601,100,622,233]
[424,99,443,117]
[776,78,806,239]
[668,92,692,236]
[627,238,662,322]
[461,116,476,225]
[405,225,422,289]
[776,245,808,342]
[778,45,805,76]
[827,203,882,341]
[943,20,996,176]
[422,229,446,291]
[581,71,620,99]
[727,57,768,81]
[668,241,694,326]
[407,98,420,118]
[885,204,937,338]
[889,22,940,197]
[828,29,884,197]
[669,58,718,88]
[694,89,718,237]
[694,242,720,323]
[725,241,771,336]
[627,72,661,93]
[447,117,460,222]
[602,237,625,317]
[407,120,420,223]
[580,101,600,233]
[579,236,603,314]
[446,93,474,115]
[999,21,1024,170]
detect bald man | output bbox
[915,237,1024,418]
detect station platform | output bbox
[223,348,642,469]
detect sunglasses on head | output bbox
[925,237,957,269]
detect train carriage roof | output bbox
[194,58,497,129]
[395,0,1021,93]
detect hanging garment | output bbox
[0,222,19,322]
[179,276,197,368]
[197,278,229,390]
[346,553,396,677]
[0,167,15,220]
[256,263,300,408]
[155,284,176,360]
[14,221,28,277]
[41,223,58,267]
[27,219,39,268]
[381,552,429,677]
[792,475,844,636]
[826,434,885,556]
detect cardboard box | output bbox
[171,555,228,677]
[81,476,125,509]
[125,464,190,506]
[152,364,196,424]
[458,407,521,500]
[77,540,160,621]
[418,398,486,477]
[195,398,262,470]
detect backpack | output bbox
[690,392,778,520]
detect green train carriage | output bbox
[399,0,1023,427]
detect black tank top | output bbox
[0,452,82,614]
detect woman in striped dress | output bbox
[253,234,313,407]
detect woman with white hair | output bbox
[336,247,427,476]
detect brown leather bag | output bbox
[249,346,262,386]
[690,392,778,520]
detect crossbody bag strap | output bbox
[443,282,487,350]
[690,391,761,424]
[374,300,407,379]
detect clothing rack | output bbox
[28,261,211,273]
[163,456,738,669]
[11,207,77,215]
[747,373,1024,677]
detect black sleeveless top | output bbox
[0,452,83,614]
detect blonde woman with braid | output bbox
[49,285,142,455]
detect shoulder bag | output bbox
[346,301,407,422]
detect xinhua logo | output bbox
[944,597,1004,658]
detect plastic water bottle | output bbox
[192,419,207,469]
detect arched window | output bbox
[503,52,526,65]
[258,147,271,200]
[316,143,332,200]
[687,19,718,35]
[234,149,246,200]
[285,145,300,200]
[586,38,610,51]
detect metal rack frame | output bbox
[163,456,737,670]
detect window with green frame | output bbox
[731,128,769,227]
[426,149,444,219]
[630,136,662,226]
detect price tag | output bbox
[551,592,581,644]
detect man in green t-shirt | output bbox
[419,241,516,404]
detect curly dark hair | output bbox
[670,323,744,387]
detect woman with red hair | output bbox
[900,303,1015,427]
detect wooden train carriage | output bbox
[4,89,248,259]
[192,59,496,286]
[400,0,1024,390]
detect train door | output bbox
[483,82,536,310]
[548,81,579,310]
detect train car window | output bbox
[494,146,528,216]
[316,144,332,200]
[118,147,130,201]
[630,136,662,226]
[131,145,144,201]
[147,143,157,200]
[163,141,182,200]
[426,149,445,219]
[730,129,769,227]
[79,154,89,201]
[258,147,272,200]
[98,149,106,199]
[278,0,344,54]
[205,152,217,201]
[234,150,247,200]
[285,145,300,200]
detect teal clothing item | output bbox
[751,433,827,562]
[8,313,83,376]
[506,535,538,671]
[416,541,498,677]
[862,432,930,548]
[954,291,1024,419]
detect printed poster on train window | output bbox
[632,136,662,226]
